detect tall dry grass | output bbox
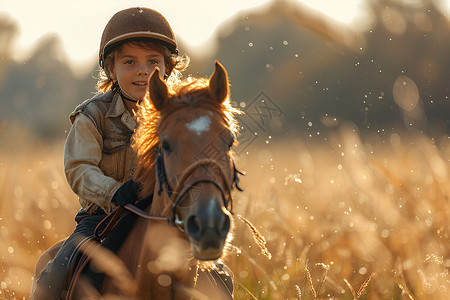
[0,137,78,299]
[229,125,449,299]
[0,125,449,299]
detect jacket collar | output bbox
[106,92,137,131]
[106,92,126,118]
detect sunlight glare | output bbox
[298,0,365,24]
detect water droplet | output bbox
[14,186,23,198]
[51,181,59,190]
[44,220,52,230]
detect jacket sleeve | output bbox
[64,113,121,213]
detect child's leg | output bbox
[30,239,66,298]
[32,209,106,300]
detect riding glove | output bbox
[111,180,140,207]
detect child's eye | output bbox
[149,59,158,64]
[124,60,134,65]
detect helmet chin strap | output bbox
[120,89,140,103]
[113,82,140,103]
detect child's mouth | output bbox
[133,81,147,86]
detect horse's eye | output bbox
[162,140,172,153]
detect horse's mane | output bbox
[132,77,241,199]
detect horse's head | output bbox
[138,62,241,261]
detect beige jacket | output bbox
[64,90,137,214]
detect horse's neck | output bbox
[127,190,197,297]
[137,221,197,299]
[148,188,173,217]
[104,189,168,294]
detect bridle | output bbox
[154,146,243,231]
[95,145,243,239]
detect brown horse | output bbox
[32,62,242,299]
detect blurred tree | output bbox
[0,13,17,60]
[0,34,96,138]
[189,0,449,137]
[0,13,18,88]
[363,0,450,133]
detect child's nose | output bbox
[137,64,151,76]
[137,68,149,76]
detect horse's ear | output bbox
[209,61,229,104]
[148,67,168,110]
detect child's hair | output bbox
[97,39,190,93]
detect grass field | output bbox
[0,125,449,299]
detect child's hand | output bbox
[111,180,140,207]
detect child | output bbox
[33,7,189,299]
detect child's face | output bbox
[110,43,166,101]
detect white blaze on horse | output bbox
[31,62,244,299]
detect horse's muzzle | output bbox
[185,199,231,260]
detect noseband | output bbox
[155,147,243,231]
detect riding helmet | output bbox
[99,7,178,68]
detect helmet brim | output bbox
[100,31,178,67]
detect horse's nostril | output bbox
[220,214,231,238]
[186,215,202,239]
